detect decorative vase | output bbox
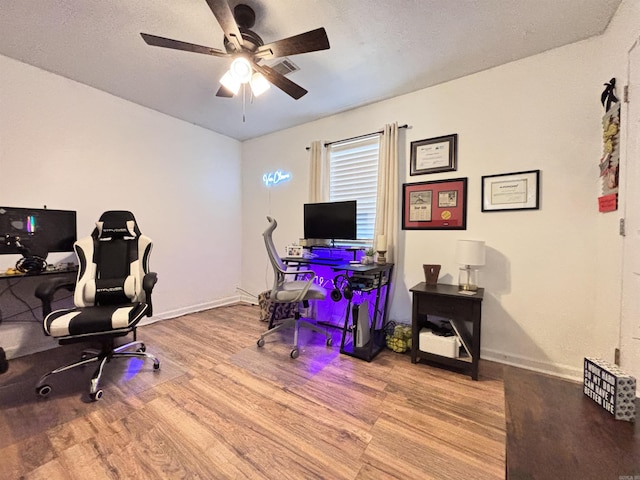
[361,255,374,265]
[423,264,441,285]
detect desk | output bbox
[0,267,77,373]
[0,267,77,325]
[505,366,640,479]
[282,256,394,361]
[338,263,393,362]
[410,282,483,380]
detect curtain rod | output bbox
[305,124,409,150]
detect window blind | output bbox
[329,134,380,242]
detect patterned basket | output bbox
[258,290,299,323]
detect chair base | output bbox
[35,339,160,401]
[257,313,332,359]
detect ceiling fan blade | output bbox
[252,63,307,100]
[255,27,330,60]
[140,33,229,57]
[216,85,235,97]
[205,0,243,51]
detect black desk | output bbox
[338,263,394,362]
[410,282,483,380]
[0,267,77,324]
[282,256,394,362]
[0,267,77,373]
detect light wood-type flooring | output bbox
[0,304,505,479]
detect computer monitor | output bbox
[303,200,357,242]
[0,206,77,259]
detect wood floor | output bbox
[0,304,506,479]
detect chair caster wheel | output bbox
[90,389,103,401]
[257,338,265,347]
[326,337,333,347]
[153,361,160,370]
[36,385,52,397]
[290,348,299,359]
[137,343,146,352]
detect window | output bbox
[328,134,380,243]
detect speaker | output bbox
[331,274,353,302]
[330,288,343,302]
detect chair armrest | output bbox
[280,267,317,303]
[143,272,158,294]
[283,268,316,277]
[143,272,158,316]
[35,278,76,318]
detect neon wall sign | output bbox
[263,170,292,187]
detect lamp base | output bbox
[458,266,479,291]
[376,250,387,265]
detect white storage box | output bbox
[419,329,460,358]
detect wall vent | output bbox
[269,58,299,76]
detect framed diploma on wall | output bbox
[481,170,540,212]
[402,177,467,230]
[410,134,458,175]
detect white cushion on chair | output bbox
[81,275,137,305]
[112,306,135,329]
[83,281,97,304]
[49,311,82,337]
[123,276,137,298]
[273,281,326,303]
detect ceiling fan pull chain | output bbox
[242,83,246,122]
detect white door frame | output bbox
[620,35,640,385]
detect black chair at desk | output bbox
[257,216,333,359]
[34,211,160,401]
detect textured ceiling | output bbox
[0,0,622,140]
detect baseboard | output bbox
[238,292,259,305]
[482,348,583,382]
[142,294,243,324]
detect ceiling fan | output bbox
[140,0,330,100]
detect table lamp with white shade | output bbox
[456,240,486,291]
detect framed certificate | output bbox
[410,134,458,175]
[481,170,540,212]
[402,178,467,230]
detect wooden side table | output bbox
[410,282,483,380]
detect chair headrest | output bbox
[94,211,140,241]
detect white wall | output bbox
[241,1,640,379]
[1,55,243,358]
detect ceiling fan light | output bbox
[220,71,241,95]
[229,57,252,84]
[250,72,270,97]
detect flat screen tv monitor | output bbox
[304,200,357,242]
[0,206,77,258]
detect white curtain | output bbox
[374,122,399,262]
[308,140,329,202]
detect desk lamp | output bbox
[456,240,485,291]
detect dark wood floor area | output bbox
[0,304,506,479]
[505,365,640,479]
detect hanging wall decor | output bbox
[402,178,467,230]
[598,78,621,213]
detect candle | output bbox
[377,234,387,251]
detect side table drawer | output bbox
[415,294,472,319]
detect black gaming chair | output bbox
[35,211,160,401]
